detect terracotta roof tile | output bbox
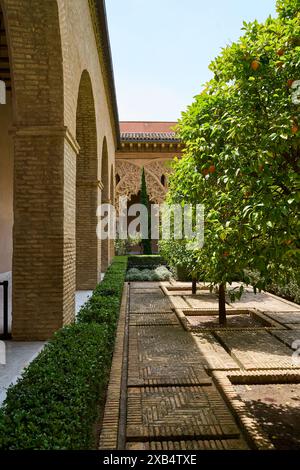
[120,122,180,142]
[120,131,179,142]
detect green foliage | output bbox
[164,1,300,308]
[159,239,204,280]
[277,0,300,19]
[140,167,152,255]
[0,257,128,450]
[128,255,167,269]
[269,274,300,304]
[247,267,300,304]
[154,265,173,281]
[0,324,111,450]
[77,256,127,333]
[115,235,142,255]
[126,265,172,281]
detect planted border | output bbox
[0,256,127,450]
[127,255,167,270]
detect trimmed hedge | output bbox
[0,256,127,450]
[127,255,167,270]
[77,256,127,333]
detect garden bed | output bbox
[127,255,167,270]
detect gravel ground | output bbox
[235,383,300,449]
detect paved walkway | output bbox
[100,283,247,449]
[100,282,300,450]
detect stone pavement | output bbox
[99,281,300,450]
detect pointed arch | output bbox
[76,70,98,289]
[100,137,110,272]
[109,164,115,261]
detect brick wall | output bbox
[0,0,116,340]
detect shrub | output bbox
[128,255,167,270]
[77,256,127,328]
[247,268,300,305]
[270,279,300,305]
[115,236,142,255]
[0,256,128,450]
[0,323,111,449]
[126,265,173,282]
[154,266,173,281]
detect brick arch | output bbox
[100,137,110,271]
[109,163,115,261]
[76,70,98,290]
[110,163,115,205]
[101,137,109,201]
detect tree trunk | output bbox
[192,278,197,295]
[218,283,227,326]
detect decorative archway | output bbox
[115,160,168,209]
[76,70,98,290]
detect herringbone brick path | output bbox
[100,282,248,450]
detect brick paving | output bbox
[215,330,298,370]
[100,282,248,450]
[100,281,300,450]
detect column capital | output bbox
[10,125,81,155]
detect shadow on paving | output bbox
[235,383,300,449]
[215,330,295,369]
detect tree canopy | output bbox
[161,0,300,319]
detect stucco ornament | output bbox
[115,160,170,210]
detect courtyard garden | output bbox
[0,0,299,453]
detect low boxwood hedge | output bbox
[0,256,128,450]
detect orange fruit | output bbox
[287,79,295,87]
[291,124,299,134]
[277,48,284,56]
[251,60,260,71]
[208,165,216,174]
[223,251,229,257]
[202,168,209,176]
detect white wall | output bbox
[0,92,13,274]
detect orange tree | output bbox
[162,0,300,325]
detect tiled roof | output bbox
[120,122,180,143]
[121,132,179,142]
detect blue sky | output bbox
[106,0,277,121]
